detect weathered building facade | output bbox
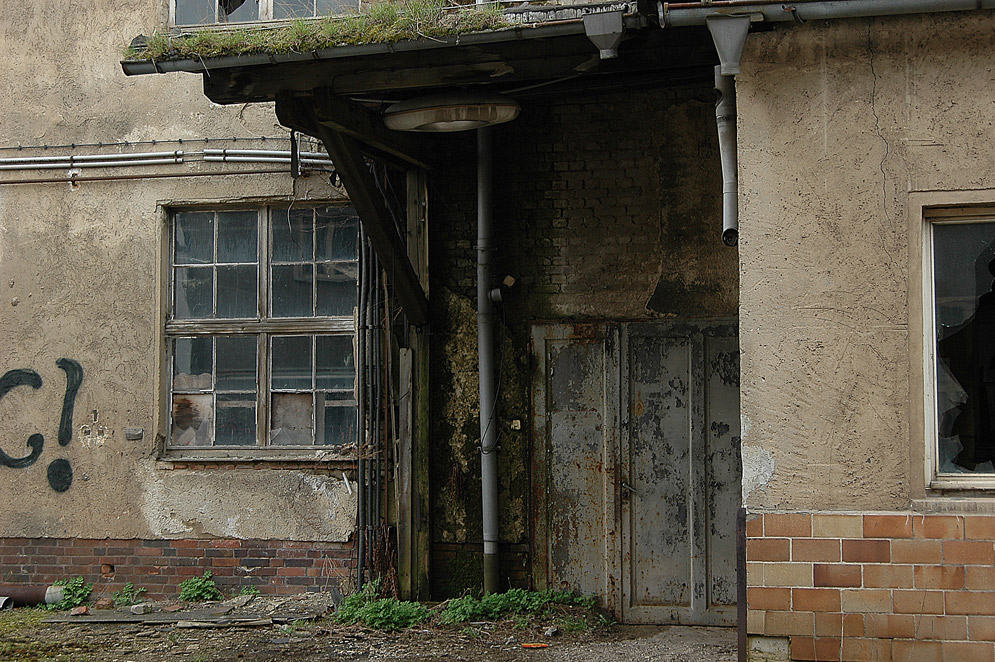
[3,0,995,659]
[0,0,359,597]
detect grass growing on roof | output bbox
[124,0,510,61]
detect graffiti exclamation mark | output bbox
[47,358,83,493]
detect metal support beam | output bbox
[312,88,437,171]
[275,95,430,327]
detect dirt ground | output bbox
[0,593,738,662]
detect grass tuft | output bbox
[124,0,510,61]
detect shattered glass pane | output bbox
[316,208,359,261]
[174,212,213,264]
[273,0,313,18]
[216,336,257,391]
[216,394,256,445]
[171,394,213,446]
[221,0,258,22]
[934,221,995,474]
[173,337,213,391]
[272,264,313,317]
[272,336,312,390]
[217,265,257,318]
[271,393,314,445]
[175,267,214,319]
[217,211,257,263]
[272,209,313,263]
[316,262,357,316]
[316,335,354,390]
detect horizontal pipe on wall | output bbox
[0,157,183,171]
[0,169,290,186]
[663,0,995,26]
[0,150,184,165]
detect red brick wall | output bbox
[0,537,354,600]
[746,512,995,661]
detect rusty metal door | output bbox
[532,321,739,626]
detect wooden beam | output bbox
[312,88,435,171]
[276,97,429,326]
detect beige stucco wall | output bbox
[737,11,995,511]
[0,1,356,540]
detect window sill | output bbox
[157,446,357,466]
[914,495,995,514]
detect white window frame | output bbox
[164,203,359,460]
[923,209,995,490]
[170,0,360,27]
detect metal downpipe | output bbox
[356,231,369,589]
[714,66,738,247]
[477,126,500,594]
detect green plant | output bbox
[439,588,596,624]
[335,578,430,630]
[178,571,223,602]
[557,614,588,633]
[49,577,93,610]
[512,613,529,630]
[123,0,510,61]
[111,582,147,606]
[239,585,261,596]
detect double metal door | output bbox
[531,321,740,625]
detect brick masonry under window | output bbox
[0,537,354,599]
[746,511,995,661]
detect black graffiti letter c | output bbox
[0,369,44,469]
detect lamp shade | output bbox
[383,92,520,132]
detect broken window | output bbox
[172,0,359,25]
[167,206,358,452]
[931,218,995,478]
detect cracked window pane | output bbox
[175,267,214,319]
[217,336,257,391]
[216,394,256,446]
[272,336,312,390]
[272,264,313,317]
[217,265,257,318]
[316,208,359,262]
[217,211,257,264]
[175,212,213,264]
[934,221,995,474]
[316,335,354,390]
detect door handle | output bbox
[620,481,636,495]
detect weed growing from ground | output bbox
[239,585,261,596]
[49,577,93,610]
[439,588,594,624]
[111,582,147,606]
[335,578,430,630]
[178,571,223,602]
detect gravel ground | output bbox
[0,593,738,662]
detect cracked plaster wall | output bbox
[0,1,354,541]
[737,12,995,510]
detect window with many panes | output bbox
[167,205,359,452]
[173,0,359,26]
[927,214,995,485]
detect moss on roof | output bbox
[124,0,512,61]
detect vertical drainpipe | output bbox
[714,65,739,247]
[357,232,368,588]
[477,126,500,594]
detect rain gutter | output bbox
[121,13,648,77]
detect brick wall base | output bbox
[746,512,995,661]
[0,537,355,601]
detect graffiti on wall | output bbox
[0,359,83,492]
